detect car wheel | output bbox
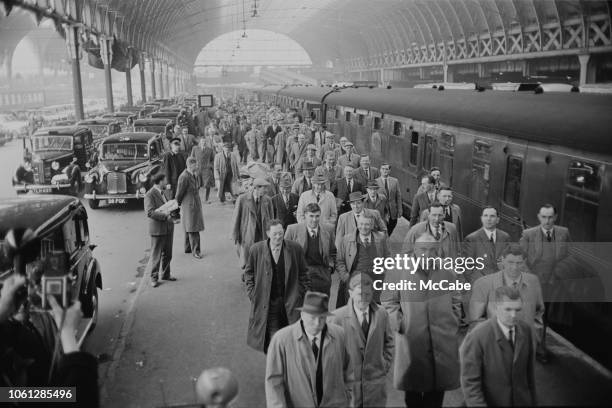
[82,282,98,333]
[88,199,99,210]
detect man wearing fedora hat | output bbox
[295,144,321,177]
[296,174,338,231]
[336,211,390,308]
[335,192,387,250]
[285,203,336,296]
[363,180,390,227]
[333,165,365,215]
[330,273,394,408]
[214,142,240,204]
[162,137,187,199]
[232,178,275,269]
[292,160,316,196]
[271,177,299,229]
[266,291,354,408]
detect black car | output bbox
[0,195,102,336]
[76,118,122,145]
[102,112,137,128]
[13,126,95,195]
[133,118,173,149]
[83,132,165,209]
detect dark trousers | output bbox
[307,265,331,296]
[388,218,398,237]
[148,231,173,281]
[264,297,288,354]
[336,280,349,308]
[184,231,201,254]
[220,175,233,202]
[404,391,444,408]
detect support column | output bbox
[64,24,84,120]
[149,58,156,100]
[164,62,170,98]
[100,36,114,112]
[139,53,146,103]
[125,70,133,107]
[443,63,448,83]
[578,54,591,86]
[158,61,165,98]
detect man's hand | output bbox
[47,296,83,353]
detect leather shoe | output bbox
[163,276,177,281]
[151,281,159,288]
[193,253,203,259]
[184,249,192,254]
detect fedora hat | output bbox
[348,191,366,202]
[306,144,317,151]
[301,160,316,170]
[366,180,380,190]
[297,291,332,316]
[311,175,327,185]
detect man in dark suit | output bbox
[410,175,436,227]
[233,119,248,164]
[419,187,464,239]
[162,138,186,199]
[519,203,572,363]
[272,178,299,229]
[244,219,309,353]
[354,155,380,186]
[144,173,176,287]
[376,163,403,237]
[265,119,282,164]
[463,206,511,283]
[333,165,364,215]
[460,286,537,407]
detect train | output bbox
[256,84,612,369]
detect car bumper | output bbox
[14,183,72,193]
[83,191,142,200]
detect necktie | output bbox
[384,178,389,196]
[508,327,515,348]
[311,229,317,239]
[366,169,370,179]
[489,234,494,243]
[512,281,518,290]
[434,225,441,240]
[312,338,319,357]
[283,195,288,207]
[364,237,370,247]
[348,179,352,192]
[546,231,552,242]
[362,311,369,338]
[316,193,320,202]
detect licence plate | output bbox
[107,198,127,204]
[31,188,52,193]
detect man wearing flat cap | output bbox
[232,177,275,269]
[162,137,187,199]
[319,132,341,162]
[245,219,309,354]
[271,175,299,228]
[330,273,394,408]
[296,174,338,230]
[363,180,390,227]
[292,160,316,196]
[337,140,360,169]
[214,142,240,203]
[333,165,365,215]
[266,291,354,408]
[295,144,321,177]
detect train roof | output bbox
[277,86,332,103]
[322,88,612,155]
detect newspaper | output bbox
[157,199,179,215]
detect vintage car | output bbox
[0,195,102,336]
[133,118,173,149]
[76,118,122,145]
[119,105,147,118]
[102,112,137,128]
[148,111,179,124]
[13,126,94,195]
[83,132,165,209]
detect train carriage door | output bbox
[355,110,369,157]
[499,142,527,239]
[438,132,455,187]
[422,133,437,173]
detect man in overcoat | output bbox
[329,273,394,408]
[176,158,205,259]
[265,292,354,407]
[404,202,460,259]
[232,178,275,269]
[213,142,241,203]
[190,137,215,203]
[381,233,462,408]
[244,219,309,353]
[271,178,299,229]
[296,175,337,230]
[162,138,186,199]
[375,163,403,236]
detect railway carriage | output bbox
[265,85,612,367]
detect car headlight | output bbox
[51,161,60,170]
[85,174,95,183]
[85,162,91,168]
[138,173,148,183]
[51,174,69,184]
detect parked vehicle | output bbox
[76,118,122,145]
[0,195,102,336]
[83,132,165,209]
[13,126,95,195]
[102,112,137,129]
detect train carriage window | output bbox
[568,160,602,192]
[470,140,492,203]
[409,130,419,166]
[503,156,523,208]
[393,121,402,136]
[335,109,340,119]
[358,114,365,126]
[563,195,598,242]
[373,117,382,130]
[423,135,435,171]
[438,133,455,186]
[345,112,351,122]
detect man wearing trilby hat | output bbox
[265,291,354,407]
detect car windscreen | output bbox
[134,126,164,133]
[32,135,73,151]
[101,143,148,160]
[86,125,109,138]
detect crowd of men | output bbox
[143,96,573,407]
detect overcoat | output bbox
[374,176,403,219]
[274,131,288,166]
[244,239,309,352]
[381,266,462,392]
[335,209,387,250]
[420,203,464,239]
[175,170,204,232]
[296,190,338,230]
[265,321,354,408]
[190,145,215,188]
[213,150,241,200]
[231,193,275,267]
[329,299,394,408]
